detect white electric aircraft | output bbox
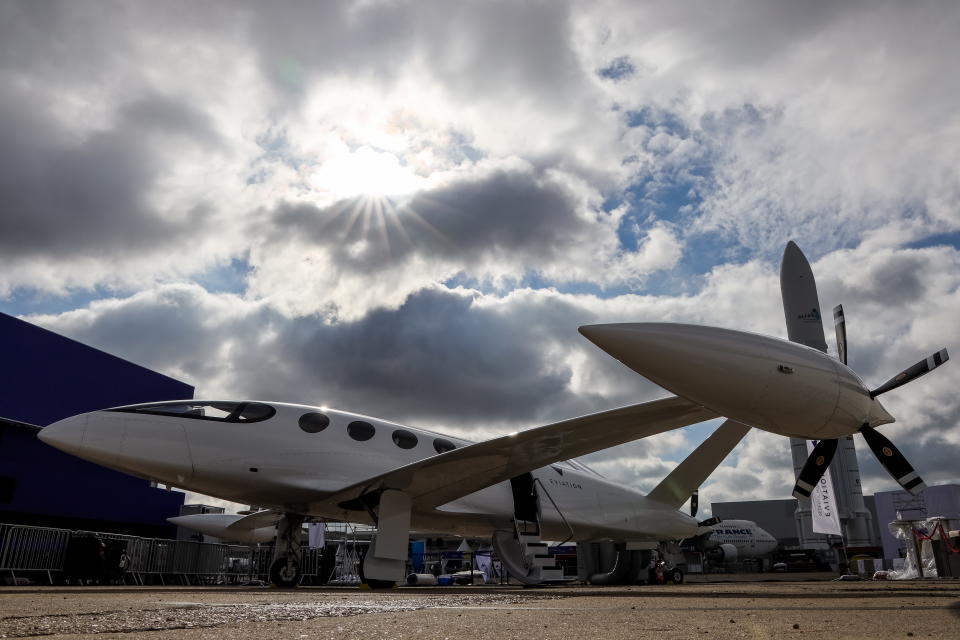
[39,244,948,588]
[39,395,747,587]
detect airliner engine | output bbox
[707,543,738,563]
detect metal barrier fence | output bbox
[0,523,72,584]
[1,522,322,586]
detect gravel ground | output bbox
[1,578,958,640]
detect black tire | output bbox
[669,567,684,584]
[270,556,300,588]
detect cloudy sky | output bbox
[3,1,959,514]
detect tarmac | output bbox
[1,574,958,640]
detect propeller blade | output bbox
[833,305,847,365]
[860,425,927,495]
[690,490,699,518]
[870,348,949,398]
[792,438,839,499]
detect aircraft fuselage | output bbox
[39,401,697,542]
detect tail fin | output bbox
[646,419,750,509]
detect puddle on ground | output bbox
[0,594,560,637]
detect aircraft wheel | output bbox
[269,556,300,588]
[668,567,684,584]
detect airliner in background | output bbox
[690,518,778,565]
[38,242,948,588]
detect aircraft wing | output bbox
[312,395,716,513]
[645,418,751,509]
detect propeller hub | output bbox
[865,397,895,428]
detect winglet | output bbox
[646,419,750,509]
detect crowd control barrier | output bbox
[1,522,321,586]
[0,523,72,584]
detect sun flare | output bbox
[309,145,425,200]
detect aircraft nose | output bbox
[38,414,87,456]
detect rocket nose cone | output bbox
[37,415,86,455]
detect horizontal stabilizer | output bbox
[646,419,750,509]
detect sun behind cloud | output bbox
[309,143,426,201]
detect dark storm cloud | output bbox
[243,0,582,104]
[34,283,647,431]
[0,91,220,259]
[265,167,606,274]
[240,287,657,428]
[118,94,224,147]
[0,94,162,256]
[266,288,578,423]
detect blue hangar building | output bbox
[0,312,194,537]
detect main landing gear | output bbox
[270,513,305,588]
[358,489,411,589]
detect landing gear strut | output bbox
[358,544,396,590]
[270,513,305,588]
[359,489,411,589]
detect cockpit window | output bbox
[109,401,276,424]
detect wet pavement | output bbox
[1,578,958,639]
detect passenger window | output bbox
[299,412,330,433]
[433,438,456,454]
[347,420,376,441]
[392,429,418,449]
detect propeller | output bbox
[782,243,948,501]
[833,305,847,365]
[869,349,949,398]
[859,424,927,495]
[790,306,948,499]
[690,489,699,518]
[792,438,839,499]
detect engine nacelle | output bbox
[707,543,738,564]
[168,514,277,544]
[578,323,895,440]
